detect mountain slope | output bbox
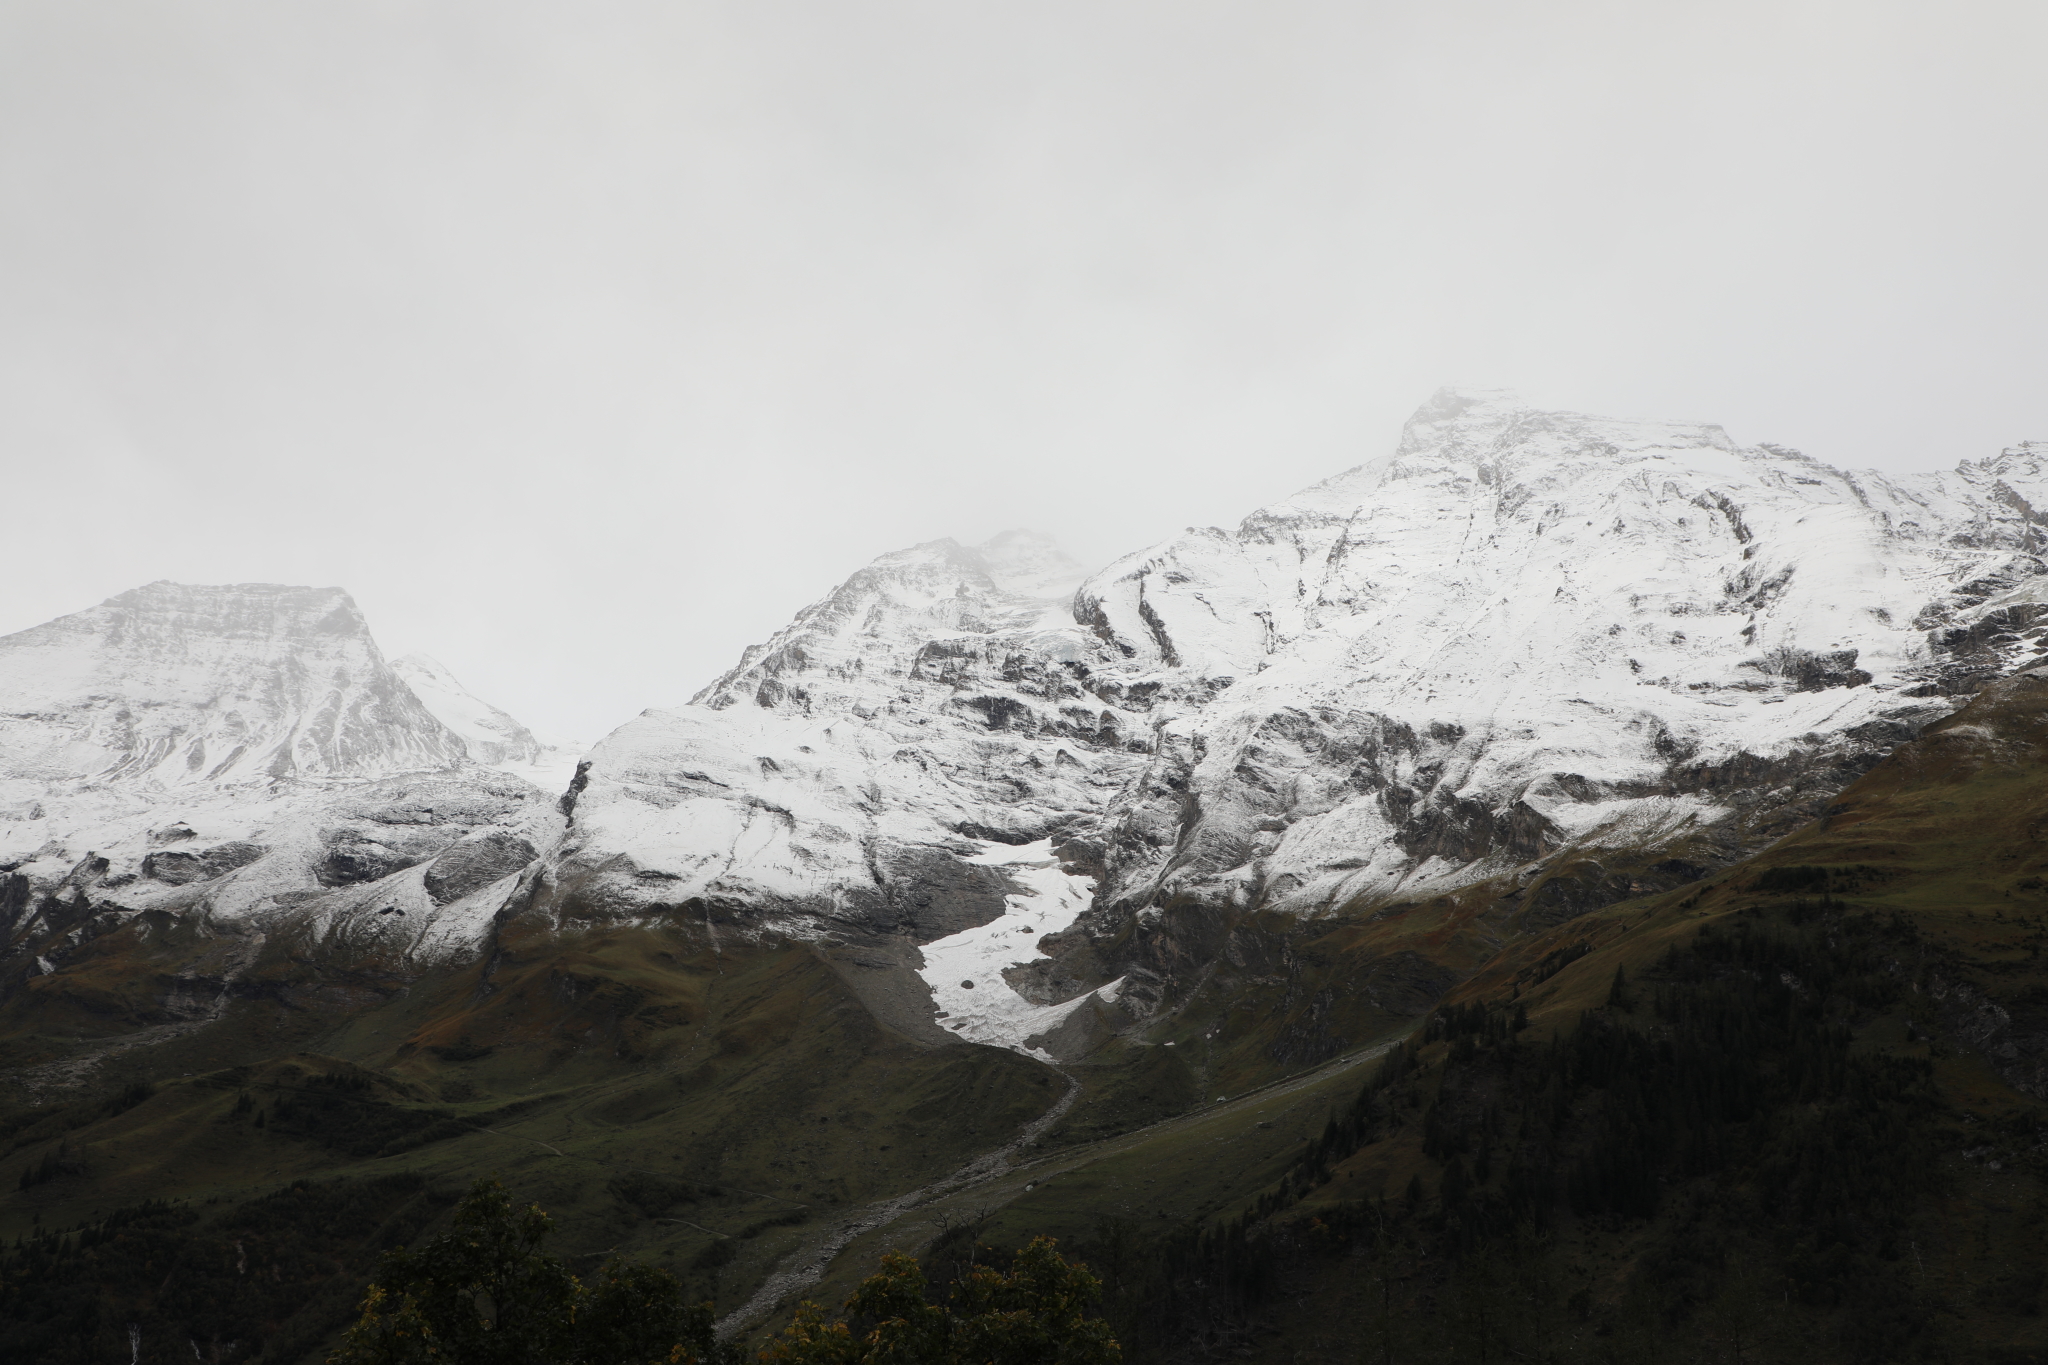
[389,653,548,767]
[793,665,2048,1364]
[540,390,2048,1060]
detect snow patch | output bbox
[917,839,1116,1060]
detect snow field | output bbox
[916,839,1122,1060]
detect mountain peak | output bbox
[972,529,1084,600]
[690,530,1087,714]
[1979,440,2048,481]
[1395,387,1737,464]
[0,580,467,784]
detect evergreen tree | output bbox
[1607,964,1633,1011]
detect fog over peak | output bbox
[0,1,2040,740]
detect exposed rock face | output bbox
[141,842,268,886]
[1931,972,2048,1101]
[548,394,2048,964]
[424,832,541,906]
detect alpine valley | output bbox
[8,390,2048,1364]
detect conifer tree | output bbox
[1606,964,1633,1011]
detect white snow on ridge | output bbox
[561,391,2048,941]
[0,582,566,964]
[389,652,588,794]
[917,840,1118,1059]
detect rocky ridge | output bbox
[533,390,2048,1045]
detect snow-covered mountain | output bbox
[0,581,466,785]
[0,583,565,970]
[530,529,1127,933]
[1074,389,2048,917]
[530,390,2048,1047]
[7,390,2048,1059]
[389,652,584,793]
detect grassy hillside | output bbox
[0,926,1061,1362]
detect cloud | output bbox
[0,0,2041,738]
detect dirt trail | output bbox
[717,1033,1406,1336]
[719,1066,1084,1335]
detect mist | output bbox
[0,0,2040,741]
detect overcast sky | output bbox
[1,1,2042,742]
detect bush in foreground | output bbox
[330,1178,728,1365]
[762,1238,1119,1365]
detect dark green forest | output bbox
[1051,907,2046,1363]
[1,1175,453,1363]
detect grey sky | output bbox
[1,1,2042,742]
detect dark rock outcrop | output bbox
[141,842,268,886]
[424,833,540,905]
